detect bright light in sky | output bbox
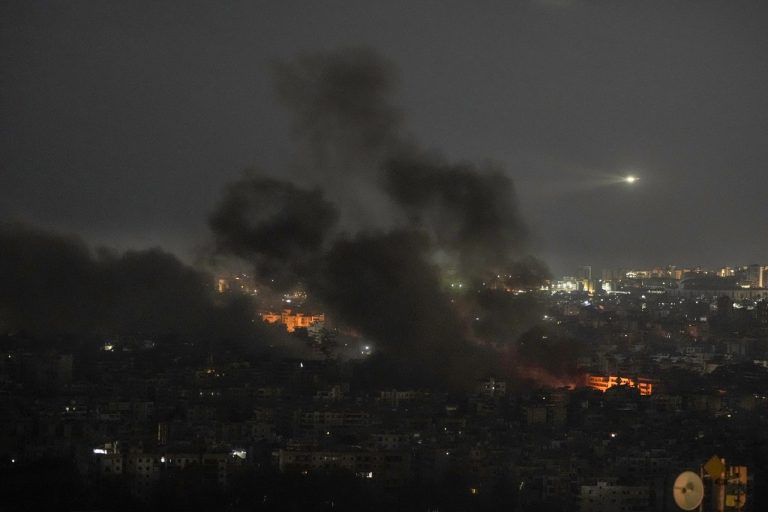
[624,175,638,184]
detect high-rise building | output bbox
[746,264,764,288]
[578,266,594,293]
[719,266,735,277]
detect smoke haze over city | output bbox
[3,1,768,273]
[2,2,768,511]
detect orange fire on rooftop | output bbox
[261,309,325,332]
[586,374,654,396]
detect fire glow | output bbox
[586,374,653,396]
[261,309,325,332]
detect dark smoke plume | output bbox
[314,230,454,357]
[209,174,339,290]
[0,222,269,351]
[312,229,494,386]
[384,153,529,279]
[272,47,406,230]
[210,47,557,388]
[273,47,403,168]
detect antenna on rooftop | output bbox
[673,471,704,511]
[674,457,748,511]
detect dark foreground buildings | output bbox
[2,274,768,511]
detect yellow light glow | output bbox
[625,175,638,184]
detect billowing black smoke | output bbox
[313,229,494,387]
[0,222,278,352]
[210,175,338,290]
[272,47,403,168]
[210,47,555,388]
[384,153,529,280]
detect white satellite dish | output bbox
[673,471,704,511]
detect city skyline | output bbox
[2,2,768,511]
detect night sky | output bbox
[2,1,767,275]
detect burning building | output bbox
[585,374,654,396]
[261,309,325,333]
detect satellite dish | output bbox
[673,471,704,511]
